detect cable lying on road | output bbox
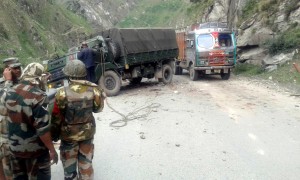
[104,98,161,128]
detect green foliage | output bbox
[264,27,300,55]
[235,51,300,88]
[260,0,278,12]
[233,63,263,76]
[118,0,186,28]
[284,0,300,20]
[118,0,215,28]
[186,0,214,22]
[240,0,280,28]
[258,57,300,87]
[0,24,9,40]
[241,0,259,19]
[0,0,93,65]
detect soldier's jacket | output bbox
[53,80,104,142]
[0,78,15,159]
[1,80,50,158]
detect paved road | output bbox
[52,73,300,180]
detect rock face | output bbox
[58,0,138,30]
[201,0,300,67]
[58,0,299,67]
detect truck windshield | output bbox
[196,34,214,49]
[219,34,232,47]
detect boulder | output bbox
[263,51,295,66]
[238,47,268,65]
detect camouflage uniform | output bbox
[0,79,12,180]
[53,60,104,180]
[0,63,57,180]
[0,57,22,180]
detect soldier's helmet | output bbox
[3,57,22,68]
[63,59,87,78]
[21,63,45,84]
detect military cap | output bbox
[21,63,45,84]
[2,57,21,68]
[8,62,22,68]
[3,57,18,64]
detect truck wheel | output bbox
[161,64,173,84]
[189,64,198,81]
[129,77,142,84]
[174,66,183,75]
[99,70,121,96]
[221,69,230,80]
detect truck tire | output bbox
[161,64,173,84]
[221,69,230,80]
[174,66,183,75]
[99,70,121,96]
[107,40,121,60]
[189,64,198,81]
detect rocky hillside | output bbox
[0,0,94,63]
[0,0,299,69]
[113,0,300,69]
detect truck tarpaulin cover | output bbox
[100,28,178,57]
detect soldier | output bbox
[0,63,58,180]
[52,59,105,180]
[0,57,22,180]
[77,41,97,83]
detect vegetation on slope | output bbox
[117,0,214,29]
[234,53,300,89]
[0,0,93,67]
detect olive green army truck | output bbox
[46,28,179,96]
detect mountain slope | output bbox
[0,0,92,64]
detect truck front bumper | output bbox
[194,65,234,70]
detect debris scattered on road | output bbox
[140,134,146,139]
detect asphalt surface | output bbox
[52,73,300,180]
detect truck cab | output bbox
[175,22,236,80]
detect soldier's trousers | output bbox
[10,151,51,180]
[60,139,94,180]
[0,143,12,180]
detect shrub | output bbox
[284,0,300,20]
[241,0,259,20]
[264,27,300,55]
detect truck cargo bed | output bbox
[99,28,178,58]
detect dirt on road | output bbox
[52,72,300,180]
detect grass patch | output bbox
[284,0,300,20]
[186,0,214,23]
[0,0,94,67]
[258,58,300,87]
[241,0,259,20]
[118,0,186,28]
[234,54,300,90]
[264,26,300,55]
[233,63,264,76]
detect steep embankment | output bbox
[0,0,92,64]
